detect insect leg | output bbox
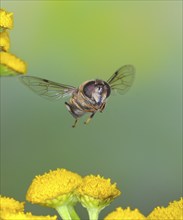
[72,119,78,128]
[84,112,95,125]
[100,103,106,113]
[65,102,80,128]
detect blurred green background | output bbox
[1,1,182,219]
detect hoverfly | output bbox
[20,65,135,127]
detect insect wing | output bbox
[107,65,135,94]
[20,76,76,101]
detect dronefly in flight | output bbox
[20,65,135,127]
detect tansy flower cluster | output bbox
[1,168,182,220]
[0,195,57,220]
[26,168,120,220]
[0,8,27,76]
[147,197,183,220]
[104,207,146,220]
[76,175,121,220]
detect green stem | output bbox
[55,205,72,220]
[87,207,100,220]
[68,205,80,220]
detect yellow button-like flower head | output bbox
[77,175,121,208]
[0,30,10,51]
[76,175,121,220]
[168,197,183,209]
[104,207,146,220]
[0,195,25,213]
[0,52,27,75]
[26,168,82,208]
[147,197,183,220]
[0,9,13,30]
[0,211,57,220]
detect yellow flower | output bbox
[0,9,13,29]
[77,175,121,200]
[168,197,183,209]
[147,197,183,220]
[26,168,82,207]
[0,195,24,212]
[76,175,121,220]
[104,207,146,220]
[0,51,27,75]
[0,9,27,76]
[26,168,82,220]
[0,211,57,220]
[0,30,10,51]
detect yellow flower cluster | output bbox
[76,174,120,214]
[0,30,10,51]
[1,52,27,74]
[2,168,182,220]
[104,198,183,220]
[26,169,120,208]
[0,8,27,75]
[104,207,146,220]
[77,175,120,200]
[147,197,183,220]
[0,195,24,212]
[26,168,121,220]
[0,195,57,220]
[26,168,82,207]
[1,212,57,220]
[0,9,13,29]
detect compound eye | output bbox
[83,81,95,98]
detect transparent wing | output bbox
[19,76,76,101]
[107,65,135,94]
